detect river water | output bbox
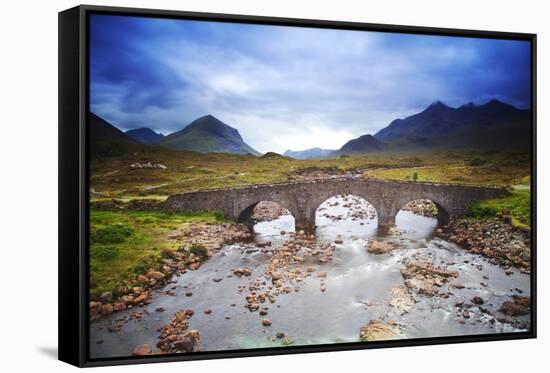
[90,195,530,358]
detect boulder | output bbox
[173,337,194,353]
[132,344,152,356]
[390,286,415,314]
[133,291,149,305]
[99,291,112,303]
[182,329,200,345]
[148,271,165,282]
[367,240,394,254]
[360,320,400,341]
[100,303,114,316]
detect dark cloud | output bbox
[89,14,531,153]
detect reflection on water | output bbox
[90,195,530,358]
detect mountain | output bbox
[373,99,530,151]
[125,128,165,144]
[283,147,334,159]
[159,115,261,155]
[335,134,387,155]
[89,112,138,144]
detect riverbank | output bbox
[89,211,251,321]
[441,217,531,272]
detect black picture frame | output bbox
[59,4,537,367]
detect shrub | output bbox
[212,210,226,221]
[189,244,208,258]
[91,224,133,244]
[469,157,487,167]
[413,172,419,181]
[90,245,120,262]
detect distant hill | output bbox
[159,115,261,155]
[335,134,387,155]
[284,147,334,159]
[374,99,531,151]
[126,127,164,144]
[89,112,138,144]
[260,152,289,159]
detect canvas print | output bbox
[87,14,532,359]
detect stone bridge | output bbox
[163,177,508,229]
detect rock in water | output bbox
[173,337,194,353]
[132,344,152,356]
[499,296,530,316]
[367,240,394,254]
[472,296,485,305]
[360,320,400,341]
[390,286,415,314]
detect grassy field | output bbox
[90,142,531,201]
[89,209,225,295]
[467,188,531,228]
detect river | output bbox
[90,195,530,358]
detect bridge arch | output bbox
[395,194,452,226]
[394,197,450,227]
[237,200,296,228]
[314,194,379,227]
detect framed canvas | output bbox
[58,4,537,367]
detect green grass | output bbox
[368,152,529,186]
[90,144,531,201]
[89,209,226,295]
[468,189,531,227]
[189,243,208,259]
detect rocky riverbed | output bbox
[89,195,531,358]
[442,218,531,271]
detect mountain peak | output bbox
[429,100,449,108]
[159,115,261,155]
[336,133,386,155]
[484,98,513,108]
[125,127,165,144]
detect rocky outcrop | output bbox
[367,240,395,254]
[360,320,401,341]
[157,309,200,353]
[390,286,415,314]
[400,260,458,296]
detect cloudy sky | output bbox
[90,14,531,153]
